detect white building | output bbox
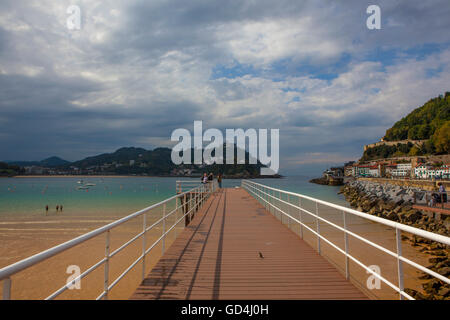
[391,163,411,177]
[434,164,450,178]
[368,166,380,177]
[414,165,428,179]
[414,164,450,179]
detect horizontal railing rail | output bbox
[176,180,202,193]
[0,181,217,300]
[241,180,450,300]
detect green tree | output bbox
[432,121,450,154]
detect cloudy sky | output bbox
[1,1,449,175]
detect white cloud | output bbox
[0,0,449,172]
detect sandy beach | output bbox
[0,207,434,300]
[0,213,181,300]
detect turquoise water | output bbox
[0,176,347,217]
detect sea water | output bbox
[0,176,346,217]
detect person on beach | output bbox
[60,205,63,212]
[218,174,222,188]
[56,205,59,212]
[45,205,48,215]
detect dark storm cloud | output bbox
[0,0,450,174]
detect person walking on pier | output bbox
[202,173,208,184]
[438,183,447,203]
[218,174,222,188]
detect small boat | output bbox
[84,183,96,186]
[77,186,89,190]
[77,180,84,184]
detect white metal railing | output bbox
[176,180,202,193]
[0,181,217,300]
[242,180,450,300]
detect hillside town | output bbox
[325,158,450,180]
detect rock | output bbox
[393,206,402,214]
[404,288,426,300]
[399,210,422,223]
[418,273,433,280]
[432,250,448,257]
[438,287,450,297]
[438,267,450,277]
[429,257,447,264]
[422,279,443,294]
[386,211,399,221]
[368,207,378,216]
[436,260,450,268]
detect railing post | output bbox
[343,211,349,280]
[162,204,166,255]
[175,196,178,238]
[2,278,11,300]
[396,227,404,300]
[269,190,277,217]
[104,230,110,299]
[279,191,282,223]
[184,192,188,227]
[279,191,282,221]
[316,202,321,254]
[142,214,147,281]
[287,194,290,228]
[265,187,268,210]
[299,196,303,239]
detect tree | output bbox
[408,146,421,156]
[432,121,450,154]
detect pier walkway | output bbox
[2,180,449,300]
[130,188,367,300]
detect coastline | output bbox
[340,179,449,299]
[6,174,282,179]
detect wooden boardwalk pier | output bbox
[130,188,367,300]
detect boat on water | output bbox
[84,183,96,186]
[77,186,89,190]
[77,180,84,184]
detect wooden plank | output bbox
[130,188,368,300]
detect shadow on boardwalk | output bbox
[130,188,367,300]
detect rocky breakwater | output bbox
[340,180,449,300]
[310,176,344,186]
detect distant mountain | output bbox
[40,156,71,167]
[69,145,267,177]
[70,147,175,175]
[6,156,70,168]
[6,145,272,178]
